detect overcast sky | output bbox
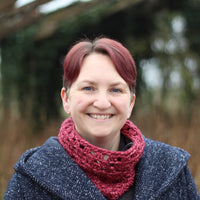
[16,0,90,13]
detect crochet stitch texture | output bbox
[58,117,145,200]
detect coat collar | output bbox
[14,136,190,199]
[133,137,190,199]
[15,137,106,200]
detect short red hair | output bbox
[63,37,137,92]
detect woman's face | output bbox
[61,53,135,146]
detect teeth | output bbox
[90,114,111,119]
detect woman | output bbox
[4,37,200,200]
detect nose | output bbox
[93,91,111,109]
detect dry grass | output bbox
[0,107,200,198]
[0,116,61,198]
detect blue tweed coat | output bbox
[4,137,200,199]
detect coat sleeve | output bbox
[3,173,24,199]
[158,165,200,200]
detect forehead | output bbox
[76,53,125,82]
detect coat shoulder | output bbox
[144,137,190,165]
[8,137,106,200]
[138,137,191,184]
[133,137,195,199]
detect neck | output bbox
[80,133,121,151]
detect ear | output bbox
[61,87,70,114]
[128,94,136,119]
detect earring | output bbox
[64,103,70,114]
[66,109,70,114]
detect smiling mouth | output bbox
[88,114,113,120]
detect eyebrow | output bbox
[110,82,128,88]
[77,80,128,88]
[77,80,97,86]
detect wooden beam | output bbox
[0,0,16,13]
[0,0,53,41]
[35,0,143,40]
[0,0,144,41]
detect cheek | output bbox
[115,97,132,114]
[70,96,92,112]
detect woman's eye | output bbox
[83,87,93,91]
[111,88,121,93]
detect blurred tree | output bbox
[147,0,200,118]
[0,0,199,128]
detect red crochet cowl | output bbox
[58,117,145,200]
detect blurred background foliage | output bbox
[0,0,200,127]
[0,0,200,196]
